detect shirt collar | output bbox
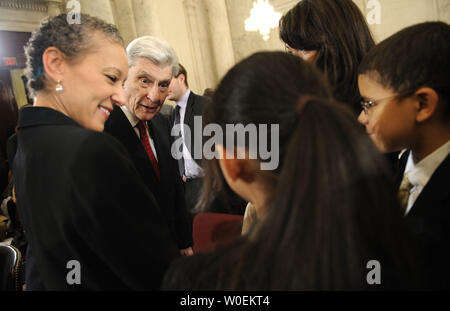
[398,149,408,159]
[176,90,190,109]
[404,140,450,188]
[120,105,141,128]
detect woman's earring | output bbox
[56,80,63,92]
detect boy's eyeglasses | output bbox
[360,94,407,114]
[284,44,306,56]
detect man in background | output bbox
[167,64,208,215]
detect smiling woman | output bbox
[13,13,179,290]
[23,14,128,131]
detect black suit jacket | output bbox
[170,92,247,213]
[171,91,208,167]
[0,151,7,196]
[14,107,179,290]
[395,151,450,289]
[104,106,192,249]
[6,133,17,168]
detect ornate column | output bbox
[436,0,450,22]
[0,0,47,32]
[78,0,115,24]
[44,0,62,17]
[131,0,156,37]
[203,0,235,81]
[182,0,209,92]
[110,0,137,46]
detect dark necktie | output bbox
[174,105,185,177]
[137,120,160,180]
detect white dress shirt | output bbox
[403,140,450,215]
[176,90,203,179]
[120,105,158,161]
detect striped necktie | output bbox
[137,120,160,180]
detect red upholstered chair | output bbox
[193,212,244,254]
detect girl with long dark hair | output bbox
[163,52,422,290]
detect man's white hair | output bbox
[127,36,179,77]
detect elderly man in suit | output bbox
[104,36,193,256]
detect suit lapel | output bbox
[107,107,141,151]
[408,154,450,217]
[184,92,195,128]
[148,116,177,204]
[147,118,165,181]
[394,150,409,189]
[108,107,159,184]
[183,92,197,160]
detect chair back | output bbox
[193,212,243,253]
[0,244,23,291]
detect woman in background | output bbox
[15,13,178,290]
[279,0,375,115]
[279,0,401,183]
[163,52,423,290]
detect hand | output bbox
[182,176,187,183]
[179,247,194,256]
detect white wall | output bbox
[355,0,450,43]
[154,0,213,95]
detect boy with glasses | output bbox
[358,22,450,289]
